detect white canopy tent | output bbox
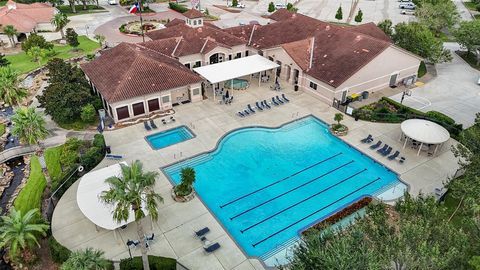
[76,162,148,232]
[400,119,450,156]
[193,55,279,100]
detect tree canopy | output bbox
[415,0,459,34]
[21,33,53,52]
[0,66,27,106]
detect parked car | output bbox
[275,3,286,9]
[401,9,415,15]
[398,0,411,2]
[399,2,416,9]
[108,0,117,4]
[228,2,245,8]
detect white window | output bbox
[309,81,318,90]
[192,88,200,95]
[162,95,170,103]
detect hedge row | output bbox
[302,197,372,235]
[119,256,176,270]
[168,2,189,13]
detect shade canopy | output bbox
[401,119,450,144]
[76,162,146,230]
[193,55,279,84]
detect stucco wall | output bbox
[337,46,421,95]
[262,47,303,85]
[36,23,56,32]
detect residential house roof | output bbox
[183,8,204,19]
[0,0,55,33]
[81,43,203,103]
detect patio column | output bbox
[417,142,423,156]
[433,144,440,155]
[258,72,261,86]
[212,83,216,101]
[403,136,408,149]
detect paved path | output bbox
[390,43,480,128]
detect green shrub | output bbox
[92,134,106,149]
[14,156,47,213]
[44,146,62,181]
[80,104,96,123]
[21,33,53,52]
[268,2,275,12]
[168,2,189,13]
[60,138,82,168]
[119,256,176,270]
[0,123,5,136]
[119,23,126,33]
[92,97,103,110]
[80,146,103,170]
[425,111,455,125]
[48,236,71,264]
[418,61,427,78]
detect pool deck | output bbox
[51,81,460,270]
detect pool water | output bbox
[163,116,404,258]
[145,126,194,150]
[224,78,249,90]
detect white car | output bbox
[108,0,117,4]
[228,2,245,8]
[398,0,411,2]
[401,9,415,15]
[275,3,286,9]
[399,2,416,9]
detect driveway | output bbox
[389,43,480,128]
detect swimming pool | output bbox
[163,116,406,260]
[224,78,249,90]
[145,126,194,150]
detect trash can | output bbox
[294,85,299,91]
[105,146,111,154]
[362,91,369,99]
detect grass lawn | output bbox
[14,156,47,214]
[5,36,100,75]
[44,146,62,182]
[57,4,107,16]
[58,116,99,131]
[0,123,5,136]
[456,51,480,70]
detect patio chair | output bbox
[144,121,151,131]
[204,242,221,253]
[382,147,392,156]
[377,144,388,153]
[247,104,256,113]
[276,96,284,104]
[271,97,279,106]
[399,157,406,164]
[281,94,290,102]
[262,100,271,109]
[255,102,264,111]
[145,233,154,244]
[361,134,373,143]
[195,227,210,238]
[369,141,382,149]
[150,120,158,129]
[388,150,400,160]
[237,111,245,117]
[126,239,139,249]
[170,116,176,122]
[162,118,167,125]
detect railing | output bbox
[0,145,36,164]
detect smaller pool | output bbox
[145,126,194,150]
[224,78,249,90]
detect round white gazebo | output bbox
[400,119,450,156]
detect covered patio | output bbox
[399,119,450,156]
[194,55,280,102]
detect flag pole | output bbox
[138,0,145,43]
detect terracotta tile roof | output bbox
[146,24,245,57]
[81,43,203,103]
[0,0,55,33]
[221,24,257,44]
[282,28,390,88]
[268,8,295,21]
[349,22,391,43]
[183,9,203,19]
[164,18,185,27]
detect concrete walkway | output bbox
[390,43,480,128]
[52,80,460,270]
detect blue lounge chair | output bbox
[162,119,167,125]
[369,141,382,149]
[170,116,176,122]
[247,104,256,113]
[262,100,271,109]
[195,227,210,238]
[244,109,250,115]
[237,111,245,117]
[276,96,284,104]
[144,121,151,131]
[255,102,264,111]
[282,94,290,102]
[388,150,400,160]
[361,134,373,143]
[382,147,392,156]
[204,242,221,253]
[271,97,279,106]
[106,154,123,160]
[377,144,388,153]
[150,120,157,129]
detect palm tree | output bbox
[100,161,163,270]
[0,66,27,106]
[61,247,110,270]
[0,208,49,261]
[11,107,49,145]
[3,25,17,48]
[51,12,70,39]
[27,46,48,67]
[175,167,196,196]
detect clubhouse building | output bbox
[81,9,422,123]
